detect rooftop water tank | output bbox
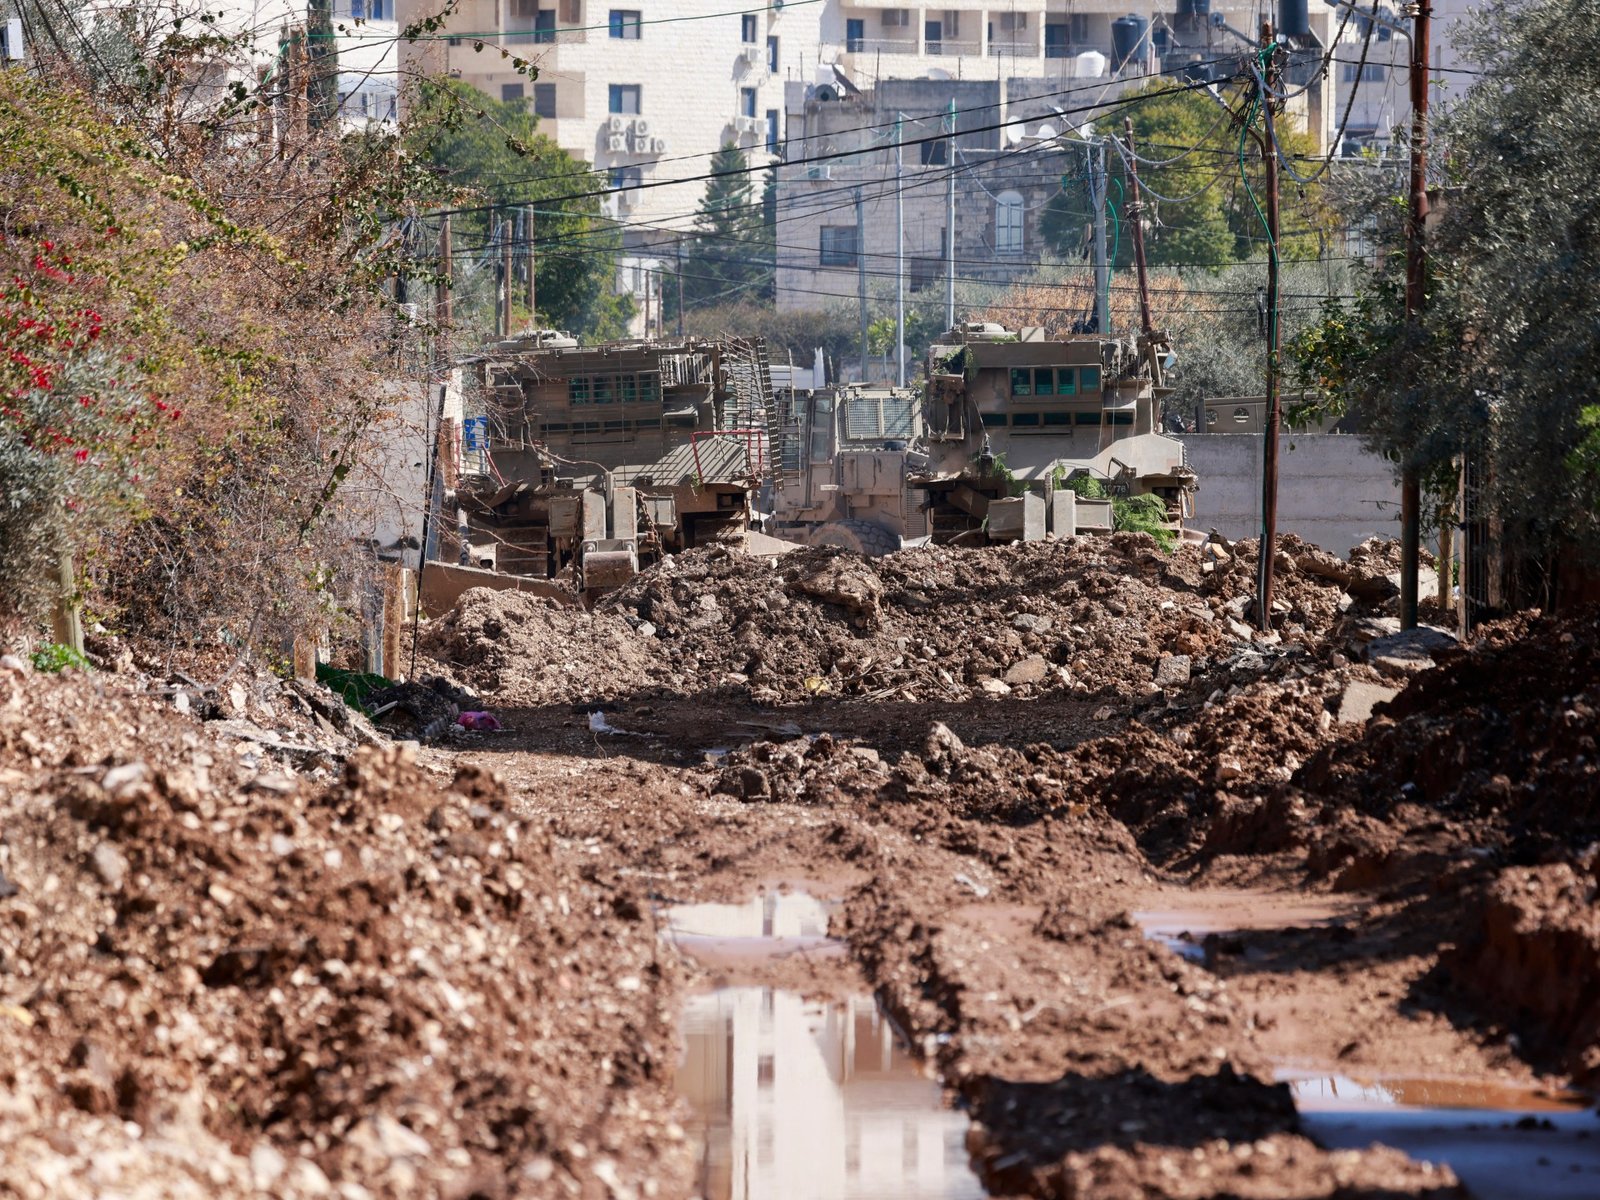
[1278,0,1311,37]
[1072,49,1108,78]
[1110,14,1149,71]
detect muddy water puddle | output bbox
[677,987,985,1200]
[663,891,842,964]
[1284,1070,1600,1199]
[666,893,986,1198]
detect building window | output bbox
[765,108,780,153]
[533,9,555,42]
[1343,63,1386,83]
[609,9,640,39]
[534,82,557,118]
[740,87,757,118]
[501,82,525,103]
[846,18,864,52]
[767,34,779,72]
[1045,22,1069,57]
[608,165,642,190]
[995,190,1024,256]
[741,13,758,42]
[820,226,859,267]
[920,138,947,165]
[609,84,641,114]
[348,0,387,18]
[925,19,942,53]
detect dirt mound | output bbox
[0,663,687,1198]
[594,535,1364,707]
[420,585,666,702]
[1442,862,1600,1086]
[1295,607,1600,860]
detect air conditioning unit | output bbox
[741,46,763,66]
[881,8,909,27]
[0,18,23,61]
[806,165,832,181]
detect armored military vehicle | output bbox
[768,323,1196,553]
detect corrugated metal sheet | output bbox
[612,435,752,487]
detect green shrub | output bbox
[1066,474,1108,499]
[1112,494,1175,552]
[30,643,91,673]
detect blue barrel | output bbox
[1177,0,1211,16]
[1110,14,1149,70]
[1278,0,1311,36]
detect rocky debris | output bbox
[1364,626,1458,678]
[416,534,1430,711]
[365,678,461,741]
[0,667,691,1200]
[420,585,664,703]
[1337,680,1401,725]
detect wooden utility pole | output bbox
[499,214,513,338]
[1399,0,1433,630]
[1255,25,1283,632]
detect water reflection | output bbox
[667,892,834,942]
[677,987,986,1200]
[1285,1071,1590,1113]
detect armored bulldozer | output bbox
[768,323,1196,554]
[451,332,778,594]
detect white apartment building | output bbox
[397,0,825,234]
[1326,0,1484,153]
[397,1,1342,237]
[134,0,401,128]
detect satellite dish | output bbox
[1034,122,1057,140]
[1005,124,1024,146]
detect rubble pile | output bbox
[598,534,1360,705]
[0,663,687,1199]
[1296,607,1600,852]
[420,586,665,703]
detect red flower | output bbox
[74,449,88,462]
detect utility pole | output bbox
[676,238,685,336]
[524,205,536,327]
[499,215,513,338]
[437,214,452,342]
[1122,118,1154,341]
[945,99,956,332]
[855,187,868,382]
[1256,25,1283,632]
[1087,138,1110,335]
[895,113,905,387]
[1399,0,1433,630]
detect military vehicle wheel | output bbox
[809,519,902,558]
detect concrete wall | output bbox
[1178,433,1400,558]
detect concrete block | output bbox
[611,486,638,540]
[986,493,1045,543]
[1048,490,1077,536]
[1074,497,1114,534]
[580,488,607,542]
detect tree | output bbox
[676,144,774,312]
[411,78,631,339]
[1040,81,1329,271]
[1291,0,1600,586]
